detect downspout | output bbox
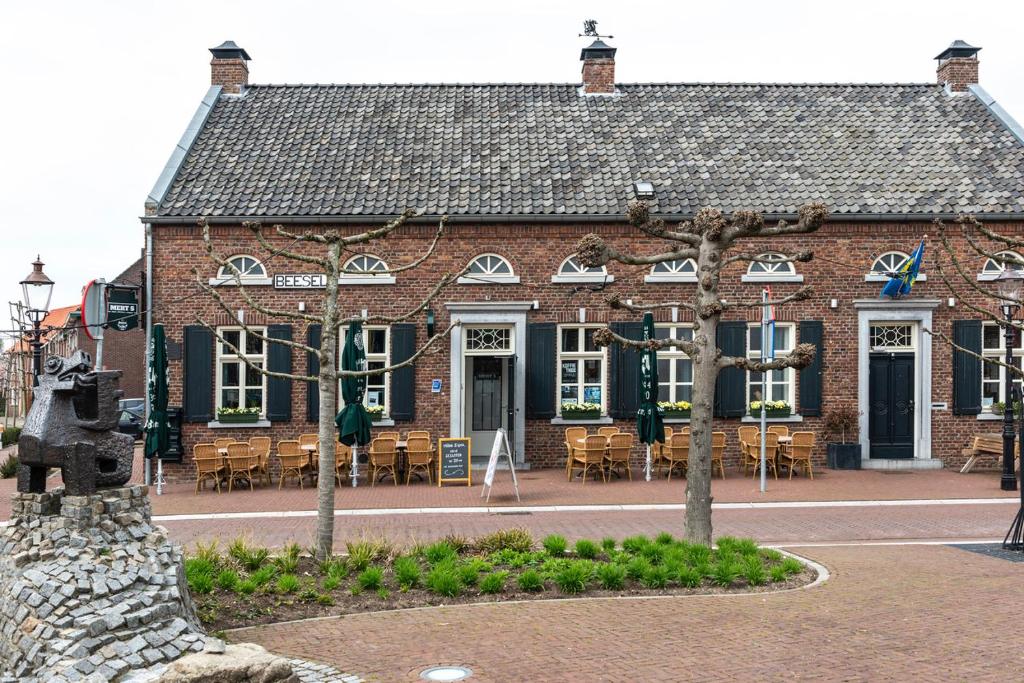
[144,222,154,487]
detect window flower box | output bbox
[749,401,791,418]
[561,402,602,420]
[367,406,386,423]
[658,400,691,420]
[991,401,1020,417]
[216,408,261,424]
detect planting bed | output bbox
[185,530,817,632]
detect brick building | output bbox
[143,38,1024,478]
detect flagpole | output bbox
[760,287,768,494]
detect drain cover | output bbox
[420,665,473,681]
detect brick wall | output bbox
[937,57,979,92]
[149,219,1024,480]
[581,59,615,94]
[211,58,248,94]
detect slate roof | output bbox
[155,83,1024,218]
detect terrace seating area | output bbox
[564,425,816,483]
[192,430,438,493]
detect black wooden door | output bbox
[471,357,503,431]
[869,353,915,459]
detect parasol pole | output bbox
[646,443,652,482]
[351,445,359,487]
[760,288,768,494]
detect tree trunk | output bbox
[315,242,341,561]
[685,314,717,547]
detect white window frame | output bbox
[645,258,698,283]
[215,326,268,417]
[340,254,396,285]
[978,251,1024,282]
[745,322,796,413]
[209,255,272,286]
[741,253,804,283]
[557,325,608,415]
[654,324,694,404]
[865,251,928,283]
[551,255,613,284]
[339,325,391,417]
[458,253,520,284]
[981,321,1024,413]
[463,326,515,356]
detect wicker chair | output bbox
[377,431,401,441]
[405,436,434,484]
[767,425,790,439]
[213,438,233,453]
[597,427,619,439]
[564,427,587,480]
[751,431,780,480]
[249,436,272,486]
[666,433,689,481]
[781,431,815,479]
[570,435,607,483]
[193,444,223,494]
[711,431,727,479]
[605,433,633,480]
[369,437,398,486]
[225,442,258,492]
[737,426,758,474]
[334,441,352,485]
[277,440,308,489]
[407,430,431,441]
[653,427,673,476]
[298,433,319,476]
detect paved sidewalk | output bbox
[234,544,1024,681]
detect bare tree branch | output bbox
[924,327,1023,379]
[200,318,318,383]
[341,216,449,275]
[934,228,1024,310]
[719,250,814,269]
[721,286,814,309]
[719,342,816,371]
[591,325,699,357]
[959,214,1024,252]
[604,295,698,314]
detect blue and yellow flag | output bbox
[881,240,925,299]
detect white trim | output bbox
[551,274,615,284]
[457,275,520,285]
[741,274,804,283]
[645,274,698,284]
[448,305,527,465]
[207,419,272,429]
[463,325,515,357]
[338,275,397,285]
[556,324,609,416]
[550,416,614,425]
[865,274,927,283]
[854,299,940,464]
[746,322,796,412]
[207,277,273,287]
[215,326,268,419]
[741,414,805,423]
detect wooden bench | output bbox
[960,433,1019,474]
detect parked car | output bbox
[119,398,145,413]
[118,404,145,441]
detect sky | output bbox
[1,0,1022,342]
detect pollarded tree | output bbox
[195,212,463,560]
[576,201,830,545]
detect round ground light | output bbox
[420,665,473,681]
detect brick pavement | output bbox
[158,501,1018,550]
[233,545,1024,681]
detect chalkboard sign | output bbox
[438,438,472,487]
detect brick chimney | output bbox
[935,40,980,93]
[209,40,251,94]
[580,39,616,95]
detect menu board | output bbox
[438,438,472,487]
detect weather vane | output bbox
[579,20,613,40]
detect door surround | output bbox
[445,302,532,466]
[854,299,940,468]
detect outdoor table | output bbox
[301,443,317,469]
[395,440,409,483]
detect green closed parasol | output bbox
[145,324,170,492]
[636,312,665,481]
[335,321,372,485]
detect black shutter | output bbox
[390,323,416,421]
[306,324,321,422]
[182,326,213,423]
[266,324,293,422]
[609,321,644,419]
[526,323,557,419]
[799,320,824,416]
[952,320,983,415]
[714,321,747,418]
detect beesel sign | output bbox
[274,273,326,289]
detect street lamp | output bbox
[19,256,54,386]
[995,267,1023,491]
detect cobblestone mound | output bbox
[0,486,207,682]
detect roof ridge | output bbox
[242,81,940,89]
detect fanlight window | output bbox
[217,255,266,280]
[747,253,796,276]
[870,252,910,275]
[343,255,388,274]
[559,256,606,276]
[982,251,1024,274]
[652,259,697,276]
[468,254,514,276]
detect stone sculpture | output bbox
[17,351,133,496]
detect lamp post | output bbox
[995,267,1023,491]
[19,256,54,386]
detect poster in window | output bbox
[367,391,382,408]
[584,386,602,403]
[561,361,577,383]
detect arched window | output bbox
[871,252,909,275]
[742,253,802,283]
[343,255,388,274]
[459,254,519,284]
[552,255,612,283]
[215,255,267,282]
[980,251,1024,280]
[646,258,698,283]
